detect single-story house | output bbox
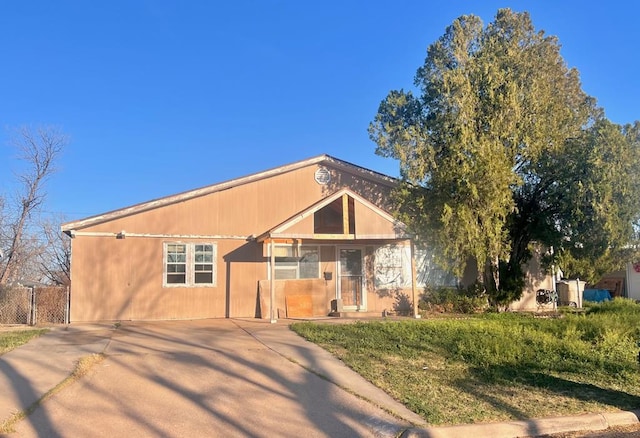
[62,155,456,322]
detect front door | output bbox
[338,248,365,311]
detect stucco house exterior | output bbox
[62,155,447,322]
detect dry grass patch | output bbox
[0,329,47,355]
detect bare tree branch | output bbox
[0,126,67,285]
[39,216,71,285]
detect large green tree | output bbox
[370,9,640,304]
[548,120,640,283]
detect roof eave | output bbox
[61,154,398,231]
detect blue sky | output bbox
[1,1,639,221]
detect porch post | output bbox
[270,239,277,323]
[409,239,421,319]
[342,194,349,234]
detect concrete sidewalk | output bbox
[0,323,114,425]
[0,319,638,437]
[233,318,427,427]
[236,318,640,438]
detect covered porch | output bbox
[255,189,421,321]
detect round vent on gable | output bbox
[314,167,331,185]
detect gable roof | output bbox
[61,154,397,233]
[256,187,407,242]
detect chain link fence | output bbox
[0,286,69,325]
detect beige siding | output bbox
[68,162,397,321]
[70,236,230,321]
[354,203,399,237]
[281,214,314,235]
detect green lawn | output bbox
[291,299,640,425]
[0,329,47,355]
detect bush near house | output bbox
[419,284,488,314]
[292,298,640,425]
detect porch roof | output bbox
[256,188,408,243]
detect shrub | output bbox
[585,297,640,316]
[419,285,487,314]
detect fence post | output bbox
[65,286,70,324]
[29,287,36,326]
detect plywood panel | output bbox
[257,279,330,317]
[286,295,313,317]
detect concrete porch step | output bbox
[328,311,384,318]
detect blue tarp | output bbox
[583,289,612,303]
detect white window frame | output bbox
[163,242,217,287]
[270,244,321,280]
[374,244,411,289]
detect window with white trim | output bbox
[164,242,217,287]
[373,244,458,289]
[273,245,320,280]
[374,244,410,289]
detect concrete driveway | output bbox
[3,319,420,437]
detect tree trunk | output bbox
[0,126,66,285]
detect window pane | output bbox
[195,263,213,272]
[194,254,213,263]
[168,253,187,263]
[167,273,186,284]
[167,264,186,273]
[299,247,319,279]
[275,268,297,280]
[314,199,343,234]
[168,244,186,253]
[195,245,214,263]
[167,263,185,271]
[195,272,213,284]
[274,246,295,257]
[275,258,298,266]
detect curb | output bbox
[400,409,640,438]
